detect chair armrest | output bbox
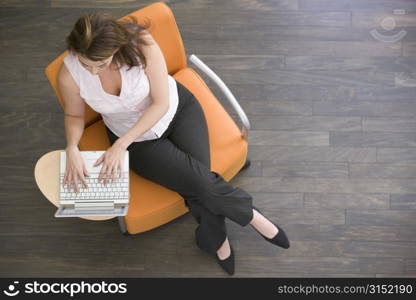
[188,54,251,140]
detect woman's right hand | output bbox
[63,145,90,193]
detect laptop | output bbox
[55,150,130,218]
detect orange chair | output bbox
[44,1,251,235]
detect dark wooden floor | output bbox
[1,0,416,277]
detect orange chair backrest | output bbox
[44,2,187,127]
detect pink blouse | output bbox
[63,51,179,142]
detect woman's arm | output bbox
[58,63,91,191]
[114,31,170,150]
[58,63,86,149]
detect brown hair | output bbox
[65,12,153,71]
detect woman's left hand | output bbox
[94,143,127,185]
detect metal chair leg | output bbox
[118,216,130,235]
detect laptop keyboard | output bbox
[60,172,129,201]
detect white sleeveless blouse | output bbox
[63,51,179,142]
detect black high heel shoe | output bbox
[251,205,290,249]
[215,244,235,276]
[195,231,235,275]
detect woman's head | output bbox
[65,12,153,73]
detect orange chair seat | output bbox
[78,68,248,234]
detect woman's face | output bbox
[77,54,114,75]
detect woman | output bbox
[59,12,290,275]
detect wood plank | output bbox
[377,273,416,277]
[242,99,313,116]
[0,234,150,277]
[403,41,416,56]
[350,163,416,179]
[355,86,416,101]
[182,25,379,41]
[0,7,129,25]
[377,148,416,163]
[188,54,285,70]
[235,207,345,225]
[0,0,50,7]
[298,0,416,12]
[269,240,416,258]
[0,96,63,113]
[0,159,44,191]
[235,256,405,274]
[353,11,416,28]
[246,192,304,208]
[187,239,416,258]
[329,131,416,147]
[246,115,362,132]
[338,241,416,258]
[0,253,143,277]
[262,162,349,178]
[211,84,356,102]
[211,69,394,87]
[233,176,416,194]
[285,56,416,72]
[391,194,416,210]
[276,224,416,242]
[0,80,60,98]
[51,0,298,11]
[249,130,329,146]
[363,117,416,132]
[186,39,401,57]
[0,112,65,160]
[247,145,377,162]
[346,209,416,226]
[313,99,416,117]
[176,10,352,26]
[304,193,389,209]
[406,259,416,274]
[222,100,312,117]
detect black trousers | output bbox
[105,81,254,255]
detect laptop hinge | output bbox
[74,201,115,210]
